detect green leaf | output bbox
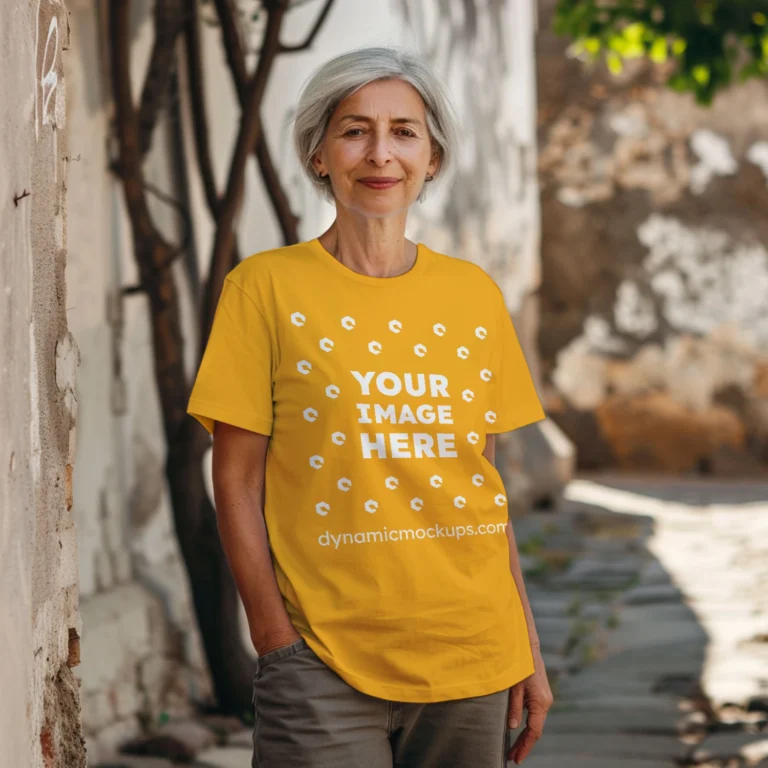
[607,51,624,74]
[753,12,767,26]
[672,38,687,55]
[624,22,646,42]
[608,33,628,54]
[649,36,668,62]
[584,36,602,54]
[692,64,711,85]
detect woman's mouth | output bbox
[358,177,401,189]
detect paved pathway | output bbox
[95,475,768,767]
[517,475,768,768]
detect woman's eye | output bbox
[344,128,364,137]
[396,129,416,137]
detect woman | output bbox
[188,47,552,768]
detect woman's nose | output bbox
[366,131,393,166]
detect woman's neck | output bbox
[318,212,416,278]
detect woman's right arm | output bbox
[211,421,301,656]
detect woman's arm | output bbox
[483,433,552,764]
[212,422,301,655]
[482,435,540,649]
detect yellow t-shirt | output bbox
[188,238,546,702]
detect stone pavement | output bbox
[517,475,768,768]
[93,475,768,768]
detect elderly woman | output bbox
[188,47,552,768]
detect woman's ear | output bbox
[312,153,327,178]
[427,147,441,178]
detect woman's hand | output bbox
[507,645,554,764]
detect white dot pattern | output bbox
[290,310,506,517]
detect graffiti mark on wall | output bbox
[35,0,61,140]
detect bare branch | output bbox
[144,180,190,223]
[212,0,248,103]
[201,3,288,350]
[137,0,187,156]
[111,0,167,249]
[213,0,300,245]
[144,180,193,258]
[183,1,221,215]
[110,0,188,439]
[279,0,335,53]
[255,123,300,244]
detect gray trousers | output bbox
[252,638,510,768]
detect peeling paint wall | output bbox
[0,1,86,767]
[537,0,768,475]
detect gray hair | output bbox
[293,46,460,202]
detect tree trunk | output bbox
[167,417,254,715]
[109,0,336,714]
[109,0,252,715]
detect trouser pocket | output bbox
[252,642,390,767]
[255,637,309,677]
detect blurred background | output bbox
[2,1,768,766]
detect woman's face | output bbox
[313,79,439,219]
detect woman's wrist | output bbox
[252,625,301,656]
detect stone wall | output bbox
[0,1,86,767]
[537,0,768,475]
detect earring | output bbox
[318,171,327,178]
[426,174,434,182]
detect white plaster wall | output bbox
[1,1,84,766]
[66,0,192,597]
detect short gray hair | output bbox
[293,47,460,201]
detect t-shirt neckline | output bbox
[308,238,428,286]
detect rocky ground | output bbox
[94,474,768,768]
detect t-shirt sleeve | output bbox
[187,278,274,436]
[487,295,546,434]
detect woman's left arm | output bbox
[483,434,553,764]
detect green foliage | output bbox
[554,0,768,104]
